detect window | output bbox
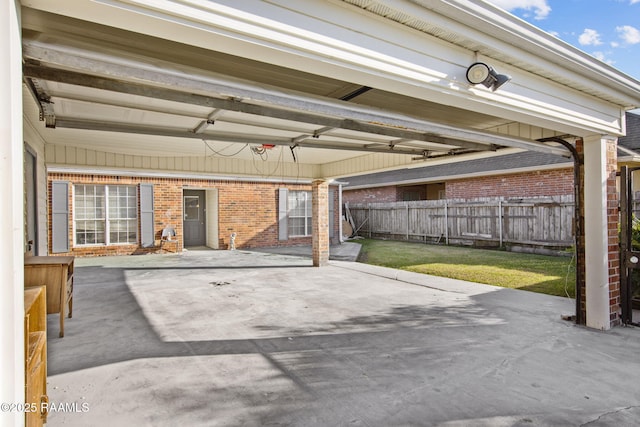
[108,186,138,244]
[75,185,105,245]
[288,191,312,236]
[74,185,137,245]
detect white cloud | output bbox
[487,0,551,20]
[578,29,603,46]
[616,25,640,44]
[591,51,615,66]
[631,0,640,5]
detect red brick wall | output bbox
[48,173,340,256]
[605,140,621,326]
[343,186,398,204]
[446,168,574,199]
[312,180,330,266]
[344,169,574,205]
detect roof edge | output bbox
[343,161,573,190]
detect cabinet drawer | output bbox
[25,360,47,427]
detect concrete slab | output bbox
[45,249,640,427]
[250,241,362,262]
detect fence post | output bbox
[444,200,449,245]
[368,204,371,239]
[498,199,503,248]
[406,202,409,241]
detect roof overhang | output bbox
[347,0,640,109]
[20,0,640,180]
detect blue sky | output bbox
[486,0,640,80]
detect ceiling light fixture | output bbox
[466,62,511,91]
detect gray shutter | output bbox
[51,181,69,253]
[140,184,155,247]
[278,188,288,241]
[328,188,335,239]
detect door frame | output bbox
[182,188,219,249]
[24,145,38,254]
[183,189,206,247]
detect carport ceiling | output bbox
[22,8,569,165]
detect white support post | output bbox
[583,134,614,330]
[1,1,25,426]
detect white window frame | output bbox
[287,190,312,237]
[73,184,138,246]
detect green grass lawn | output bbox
[356,239,576,298]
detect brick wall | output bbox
[446,168,574,199]
[48,173,340,257]
[344,168,574,204]
[343,186,398,204]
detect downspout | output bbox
[538,137,584,325]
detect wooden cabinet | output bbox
[24,286,48,427]
[24,256,74,337]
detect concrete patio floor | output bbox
[44,246,640,427]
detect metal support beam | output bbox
[193,108,225,134]
[25,63,497,152]
[23,77,56,127]
[54,118,437,156]
[22,43,571,157]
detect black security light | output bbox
[466,62,511,91]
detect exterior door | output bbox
[25,148,38,254]
[183,190,206,247]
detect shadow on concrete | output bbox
[48,264,491,376]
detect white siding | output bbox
[44,145,320,178]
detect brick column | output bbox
[312,180,329,267]
[605,139,621,326]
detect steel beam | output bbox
[55,118,438,156]
[22,41,570,156]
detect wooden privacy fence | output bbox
[347,196,575,251]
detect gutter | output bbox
[412,0,640,106]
